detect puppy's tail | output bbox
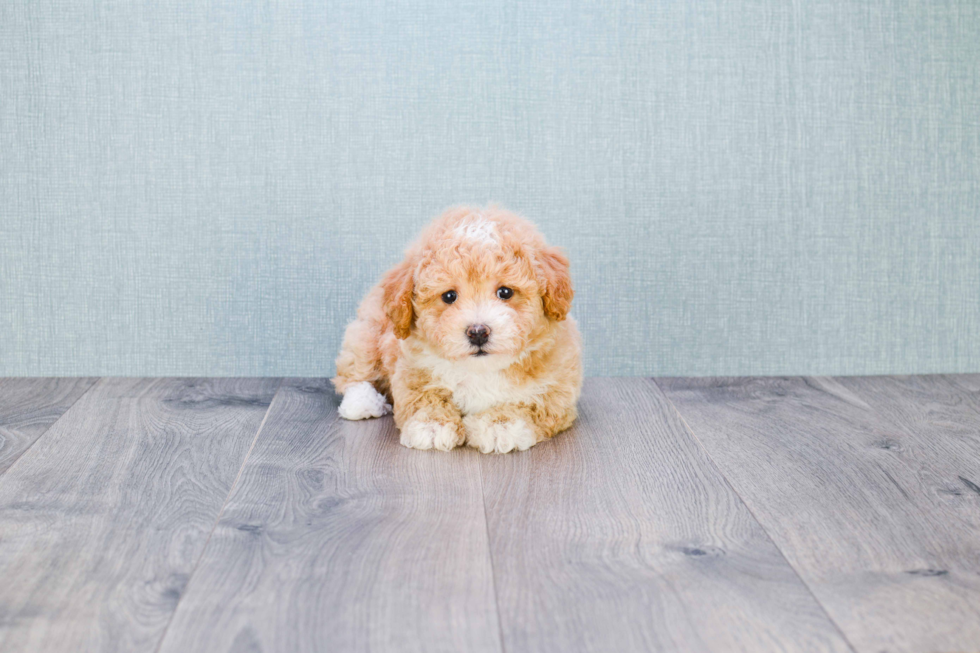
[332,297,394,420]
[333,344,392,420]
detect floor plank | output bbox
[0,377,280,653]
[0,378,99,476]
[157,379,502,653]
[835,374,980,511]
[658,376,980,653]
[480,377,853,653]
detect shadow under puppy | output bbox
[332,206,582,453]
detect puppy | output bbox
[332,206,582,453]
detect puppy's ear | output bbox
[537,246,573,321]
[381,260,415,339]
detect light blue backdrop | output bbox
[1,1,978,377]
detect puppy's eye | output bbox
[441,290,457,304]
[496,287,514,300]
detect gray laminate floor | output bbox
[0,376,978,653]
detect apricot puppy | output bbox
[332,206,582,453]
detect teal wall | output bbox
[2,1,978,377]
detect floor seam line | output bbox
[478,458,508,653]
[650,376,860,653]
[0,377,103,482]
[151,377,285,653]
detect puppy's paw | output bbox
[400,419,464,452]
[464,414,539,454]
[338,381,392,420]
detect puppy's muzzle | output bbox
[466,324,491,347]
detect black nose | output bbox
[466,324,490,347]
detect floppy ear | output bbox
[381,260,415,339]
[537,246,573,321]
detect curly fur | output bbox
[333,206,583,453]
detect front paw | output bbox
[463,414,539,454]
[400,419,464,452]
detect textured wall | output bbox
[1,1,978,377]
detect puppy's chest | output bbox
[430,366,532,415]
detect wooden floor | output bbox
[0,377,978,653]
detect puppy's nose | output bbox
[466,324,491,347]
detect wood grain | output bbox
[0,377,98,476]
[157,379,502,653]
[0,377,280,653]
[658,375,980,653]
[480,377,853,653]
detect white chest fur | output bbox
[416,351,537,415]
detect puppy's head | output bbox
[383,206,572,363]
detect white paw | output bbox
[400,420,462,451]
[464,415,539,454]
[338,382,391,420]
